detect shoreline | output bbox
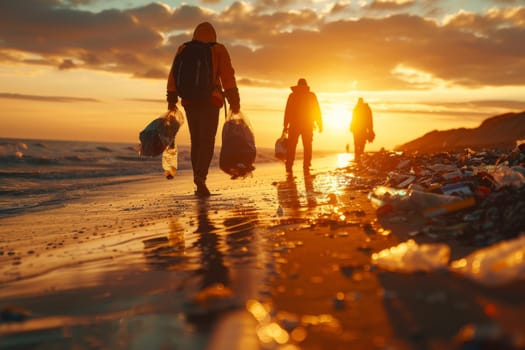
[1,154,524,349]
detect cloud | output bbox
[59,58,76,70]
[328,2,352,15]
[490,0,525,4]
[126,97,164,103]
[366,0,416,12]
[428,99,525,111]
[0,92,100,103]
[0,0,164,76]
[65,0,97,5]
[126,2,174,31]
[377,99,525,120]
[1,1,525,92]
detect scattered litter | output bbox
[454,322,525,350]
[333,292,346,310]
[450,235,525,286]
[371,239,450,273]
[361,145,525,248]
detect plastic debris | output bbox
[454,322,525,350]
[450,235,525,286]
[333,292,346,310]
[369,186,475,218]
[371,239,451,273]
[488,165,525,189]
[359,145,525,247]
[162,145,178,179]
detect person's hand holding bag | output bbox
[166,91,178,111]
[224,87,240,114]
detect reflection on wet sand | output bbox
[184,198,235,329]
[142,218,186,270]
[276,168,318,217]
[193,198,229,290]
[142,196,265,332]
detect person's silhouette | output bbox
[282,78,323,173]
[167,22,241,196]
[350,97,374,162]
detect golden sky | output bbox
[1,0,525,151]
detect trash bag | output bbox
[162,145,178,179]
[219,110,256,179]
[275,132,288,161]
[367,130,375,143]
[137,110,184,157]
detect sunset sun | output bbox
[322,103,352,131]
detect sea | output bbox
[0,138,279,218]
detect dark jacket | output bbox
[283,84,322,132]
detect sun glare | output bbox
[337,152,354,168]
[323,103,351,131]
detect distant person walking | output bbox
[283,78,323,173]
[350,97,374,162]
[166,22,240,197]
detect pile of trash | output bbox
[355,143,525,287]
[360,143,525,246]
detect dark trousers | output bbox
[286,128,313,171]
[184,103,220,182]
[353,132,367,160]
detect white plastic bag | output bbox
[162,145,178,179]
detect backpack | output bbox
[173,41,216,100]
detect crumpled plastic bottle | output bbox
[368,186,410,216]
[162,145,178,179]
[368,186,476,217]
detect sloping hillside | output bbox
[395,111,525,153]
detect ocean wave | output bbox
[0,138,279,217]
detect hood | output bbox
[192,22,217,43]
[291,78,310,93]
[291,85,310,93]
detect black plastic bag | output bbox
[219,111,256,179]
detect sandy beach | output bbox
[1,154,524,350]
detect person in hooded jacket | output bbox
[350,97,374,162]
[167,22,240,197]
[282,78,323,173]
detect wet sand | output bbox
[1,155,524,349]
